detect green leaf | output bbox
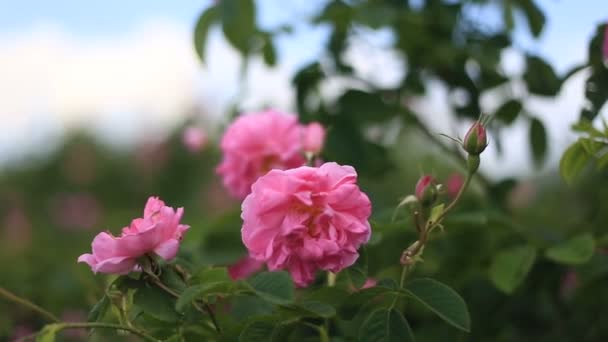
[524,55,560,96]
[220,0,256,54]
[338,89,395,123]
[87,295,110,322]
[247,271,295,305]
[193,6,219,63]
[402,278,471,332]
[176,281,233,312]
[529,118,547,167]
[545,233,596,265]
[489,245,537,294]
[239,320,276,342]
[596,151,608,170]
[133,285,180,322]
[560,140,590,184]
[517,0,546,37]
[340,286,391,320]
[262,34,277,66]
[190,267,231,284]
[358,308,415,342]
[502,0,514,31]
[284,301,336,319]
[429,203,445,225]
[345,246,368,289]
[230,295,274,321]
[36,324,59,342]
[495,99,522,125]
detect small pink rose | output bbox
[78,196,189,274]
[228,255,264,280]
[182,126,208,153]
[241,162,372,287]
[302,122,326,155]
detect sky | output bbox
[0,0,606,178]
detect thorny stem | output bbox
[411,117,491,189]
[0,287,60,323]
[120,294,134,329]
[431,173,473,226]
[389,265,410,310]
[144,270,221,334]
[16,322,160,342]
[397,166,476,293]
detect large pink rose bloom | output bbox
[217,110,306,199]
[78,197,189,274]
[241,162,372,287]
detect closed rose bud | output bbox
[302,122,326,155]
[415,175,437,206]
[463,121,488,155]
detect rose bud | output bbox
[463,121,488,155]
[302,122,326,155]
[415,175,438,206]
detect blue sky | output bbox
[0,0,605,72]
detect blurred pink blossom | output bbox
[10,324,34,342]
[217,110,306,199]
[228,255,264,280]
[241,162,372,287]
[507,180,537,210]
[61,310,87,339]
[560,270,580,300]
[182,126,208,153]
[62,143,97,186]
[50,193,102,231]
[349,277,378,292]
[446,173,464,199]
[3,206,32,250]
[135,141,169,176]
[78,197,189,274]
[301,122,326,155]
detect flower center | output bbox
[292,203,323,238]
[260,155,279,173]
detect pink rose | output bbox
[78,197,189,274]
[217,110,306,199]
[228,255,264,280]
[302,122,326,155]
[446,173,464,199]
[182,126,208,153]
[241,162,372,287]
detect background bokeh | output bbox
[2,1,608,341]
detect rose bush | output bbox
[2,1,608,342]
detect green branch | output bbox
[20,322,160,342]
[0,287,60,323]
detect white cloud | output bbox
[0,16,594,179]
